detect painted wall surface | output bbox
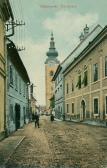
[54,70,64,119]
[64,37,107,122]
[45,63,59,111]
[7,55,29,134]
[54,25,103,121]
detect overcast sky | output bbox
[9,0,107,106]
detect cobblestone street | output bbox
[4,116,107,168]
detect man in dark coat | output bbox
[34,112,40,128]
[50,114,54,121]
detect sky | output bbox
[9,0,107,106]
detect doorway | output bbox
[15,103,20,130]
[81,100,86,120]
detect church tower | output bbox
[45,33,59,112]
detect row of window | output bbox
[66,96,107,115]
[66,71,88,94]
[66,57,107,94]
[9,104,26,122]
[55,74,62,87]
[55,84,62,94]
[9,65,28,98]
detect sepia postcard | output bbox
[0,0,107,167]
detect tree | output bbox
[50,95,55,109]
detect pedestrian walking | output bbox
[34,112,40,128]
[50,113,54,122]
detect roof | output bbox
[52,64,62,81]
[51,25,102,81]
[31,96,37,101]
[63,25,107,75]
[61,24,102,66]
[7,38,30,83]
[46,32,58,58]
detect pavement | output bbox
[0,129,25,168]
[64,118,107,127]
[0,117,107,168]
[82,120,107,127]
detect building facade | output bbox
[53,25,102,120]
[45,33,59,112]
[63,25,107,123]
[6,39,30,134]
[52,65,64,119]
[0,0,13,140]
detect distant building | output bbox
[6,39,30,134]
[45,33,60,112]
[0,0,13,140]
[63,25,107,123]
[52,65,63,119]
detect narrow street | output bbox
[4,116,107,168]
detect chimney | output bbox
[79,32,84,42]
[84,24,89,37]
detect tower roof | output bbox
[46,32,58,57]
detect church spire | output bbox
[50,32,55,49]
[46,32,58,57]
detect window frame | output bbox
[9,65,13,85]
[93,97,99,115]
[72,103,74,114]
[66,104,69,113]
[83,70,88,86]
[66,83,69,94]
[93,63,98,82]
[72,82,74,92]
[105,56,107,77]
[15,73,18,91]
[77,75,81,89]
[105,96,107,115]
